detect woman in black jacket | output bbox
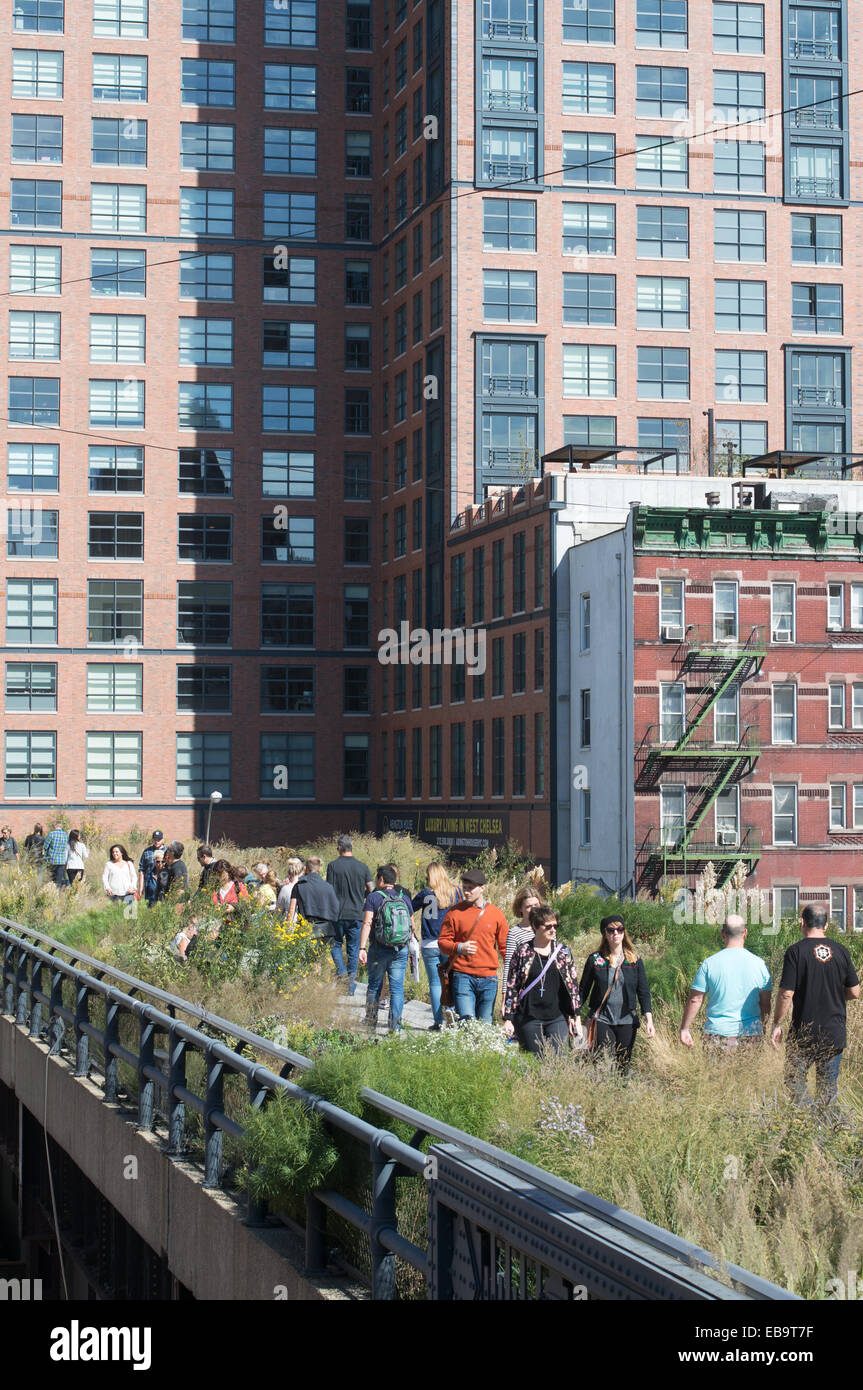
[579,914,654,1071]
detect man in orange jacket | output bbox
[437,868,508,1021]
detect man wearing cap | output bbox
[437,869,509,1022]
[138,830,165,908]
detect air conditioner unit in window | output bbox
[661,625,684,642]
[773,629,793,644]
[718,830,739,847]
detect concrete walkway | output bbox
[334,981,436,1035]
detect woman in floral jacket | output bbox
[503,906,582,1056]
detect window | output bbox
[771,684,796,744]
[344,517,370,565]
[636,205,688,259]
[790,144,841,199]
[791,351,845,407]
[636,135,688,188]
[580,594,591,651]
[262,451,314,498]
[562,0,613,44]
[9,311,60,360]
[481,340,537,397]
[660,785,685,845]
[638,418,690,472]
[714,209,766,262]
[711,580,737,641]
[344,453,370,500]
[346,130,371,178]
[343,666,369,713]
[260,733,314,799]
[430,725,443,797]
[10,244,61,295]
[830,887,846,933]
[260,320,315,369]
[829,784,846,831]
[176,666,231,714]
[714,140,765,192]
[262,385,315,433]
[827,583,844,631]
[828,684,844,728]
[263,64,316,111]
[345,260,370,307]
[7,443,59,493]
[4,732,56,798]
[492,637,505,697]
[481,127,538,184]
[713,3,764,53]
[715,280,766,333]
[431,206,443,260]
[85,732,141,799]
[182,0,234,42]
[5,663,57,712]
[10,179,62,228]
[491,719,505,797]
[89,446,144,493]
[342,734,369,798]
[87,512,143,560]
[856,788,863,832]
[563,131,615,185]
[178,581,231,645]
[90,183,146,232]
[178,448,233,495]
[6,508,57,559]
[715,785,739,842]
[636,276,688,328]
[92,117,147,166]
[181,123,235,171]
[636,0,687,48]
[85,664,139,717]
[772,886,799,931]
[87,579,142,644]
[562,202,615,256]
[180,187,233,236]
[562,63,615,114]
[715,350,766,402]
[344,388,370,434]
[345,196,370,240]
[13,0,64,32]
[178,515,231,563]
[177,253,232,301]
[177,317,233,366]
[791,213,841,265]
[713,69,764,118]
[714,686,739,743]
[534,628,545,690]
[94,0,147,35]
[9,376,59,425]
[178,382,231,430]
[637,346,688,399]
[788,5,840,60]
[6,578,57,644]
[563,273,616,325]
[482,269,536,323]
[176,733,231,798]
[483,56,537,112]
[13,49,64,98]
[636,66,687,117]
[855,682,863,727]
[181,58,235,106]
[89,314,145,363]
[346,67,371,112]
[792,283,842,335]
[580,689,591,747]
[262,514,314,564]
[773,785,797,845]
[344,584,370,647]
[659,579,684,637]
[714,419,767,468]
[660,682,685,741]
[11,114,63,164]
[263,127,316,177]
[92,54,146,102]
[771,583,795,643]
[563,344,616,397]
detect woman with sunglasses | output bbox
[503,906,582,1056]
[579,914,654,1071]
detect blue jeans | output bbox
[785,1039,843,1109]
[331,919,362,994]
[422,944,444,1027]
[365,941,409,1031]
[451,972,498,1021]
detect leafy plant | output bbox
[240,1095,339,1203]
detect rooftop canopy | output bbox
[540,445,677,471]
[741,450,863,478]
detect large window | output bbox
[637,347,689,399]
[482,56,537,112]
[562,0,613,43]
[13,49,64,98]
[178,448,232,496]
[636,66,687,117]
[636,276,688,328]
[790,351,844,407]
[5,663,57,712]
[176,732,231,798]
[89,314,145,363]
[482,269,536,322]
[263,321,315,369]
[7,443,59,492]
[791,213,841,265]
[5,732,56,798]
[788,4,840,59]
[262,515,314,563]
[563,202,615,256]
[483,198,537,251]
[87,580,142,644]
[714,209,765,262]
[715,280,766,333]
[636,0,687,48]
[179,318,233,365]
[92,117,146,166]
[9,311,60,360]
[91,183,146,232]
[563,131,615,185]
[86,663,142,711]
[636,205,688,258]
[264,64,316,110]
[182,0,235,42]
[88,511,143,560]
[564,273,616,325]
[636,136,688,188]
[10,244,61,295]
[11,113,62,164]
[562,63,615,114]
[263,127,316,176]
[89,378,144,427]
[9,376,60,425]
[714,141,765,192]
[790,144,841,200]
[10,179,62,229]
[563,344,616,397]
[180,187,233,236]
[94,0,148,37]
[261,666,314,714]
[181,123,235,171]
[13,0,65,32]
[86,733,142,798]
[178,582,231,645]
[261,584,314,646]
[715,350,766,402]
[791,283,842,334]
[6,578,57,644]
[714,69,764,118]
[178,515,232,563]
[772,785,797,845]
[638,418,689,472]
[178,382,232,430]
[264,191,316,240]
[181,58,235,106]
[260,734,314,799]
[482,127,537,183]
[713,2,764,53]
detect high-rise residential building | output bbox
[2,0,862,855]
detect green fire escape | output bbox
[636,626,765,892]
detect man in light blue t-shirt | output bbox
[680,916,772,1051]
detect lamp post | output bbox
[205,789,223,845]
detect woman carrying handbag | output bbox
[579,915,654,1072]
[503,906,582,1056]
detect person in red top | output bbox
[209,860,250,913]
[437,868,508,1021]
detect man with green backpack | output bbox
[358,866,417,1031]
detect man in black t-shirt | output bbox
[772,905,860,1110]
[326,836,373,994]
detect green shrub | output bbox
[240,1094,339,1203]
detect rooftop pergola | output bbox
[540,445,678,473]
[740,450,863,478]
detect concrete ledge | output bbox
[0,1016,366,1301]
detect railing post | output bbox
[104,999,120,1103]
[245,1078,269,1226]
[74,980,89,1077]
[29,960,43,1038]
[370,1136,398,1300]
[15,946,29,1027]
[137,1014,155,1130]
[49,965,65,1052]
[203,1049,223,1188]
[304,1193,327,1276]
[3,939,15,1014]
[166,1029,186,1155]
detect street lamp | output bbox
[205,789,223,845]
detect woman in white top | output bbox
[65,830,89,886]
[102,843,137,903]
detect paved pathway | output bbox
[334,981,436,1035]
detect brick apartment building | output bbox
[1,0,862,883]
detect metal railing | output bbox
[795,385,841,406]
[790,39,837,59]
[0,919,797,1301]
[793,176,838,199]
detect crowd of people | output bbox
[2,823,858,1110]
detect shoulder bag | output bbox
[439,905,489,1010]
[586,958,623,1052]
